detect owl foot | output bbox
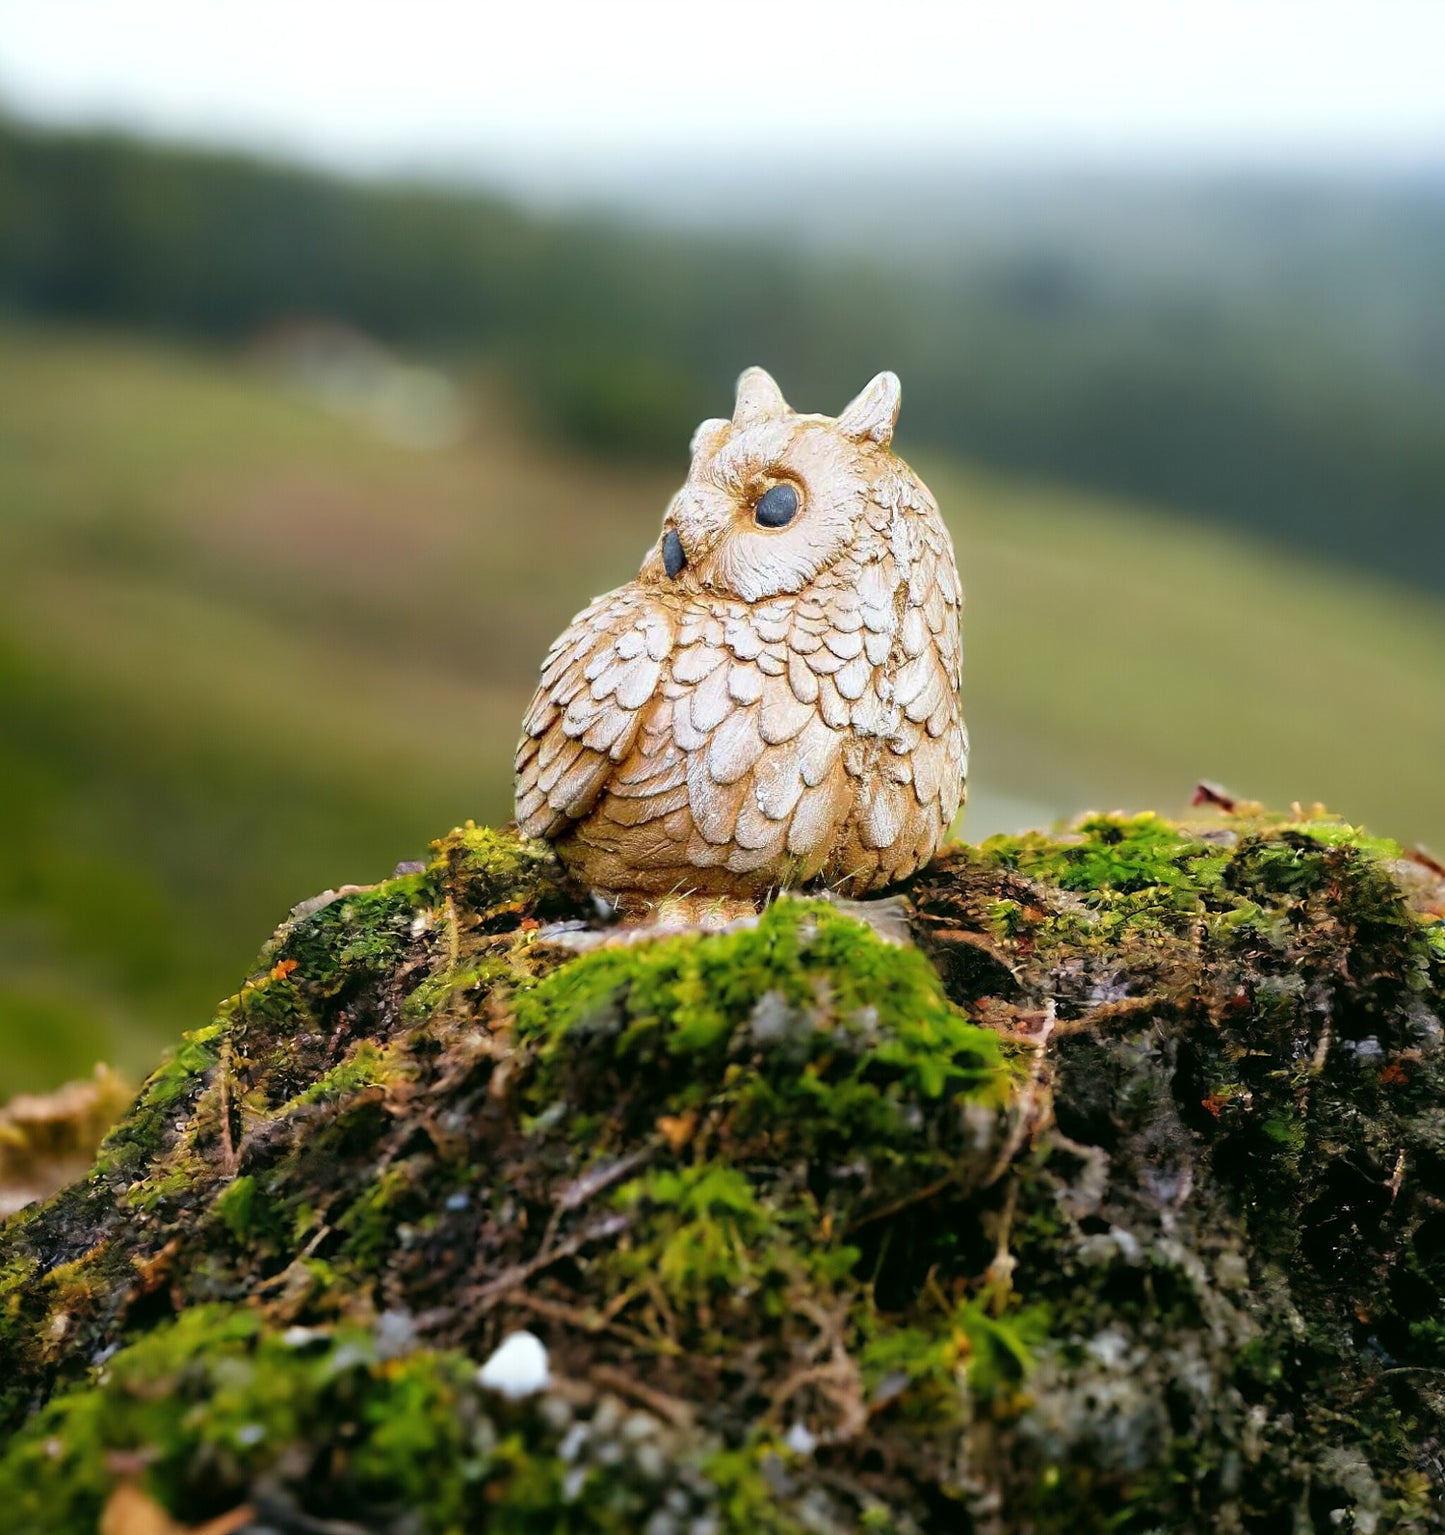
[533,889,913,956]
[643,892,761,929]
[534,891,764,954]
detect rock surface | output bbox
[1,810,1443,1534]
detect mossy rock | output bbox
[1,810,1443,1533]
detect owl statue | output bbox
[515,367,965,906]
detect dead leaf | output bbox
[656,1112,697,1152]
[100,1482,254,1535]
[0,1065,134,1216]
[1191,781,1237,812]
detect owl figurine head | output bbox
[640,366,912,603]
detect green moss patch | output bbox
[0,1304,815,1535]
[516,897,1006,1162]
[981,811,1232,897]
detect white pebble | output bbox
[784,1421,817,1456]
[477,1331,551,1399]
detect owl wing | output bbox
[600,574,955,885]
[515,589,675,839]
[641,604,857,883]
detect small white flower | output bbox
[478,1330,551,1399]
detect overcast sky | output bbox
[1,1,1442,192]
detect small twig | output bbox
[508,1290,683,1358]
[1192,780,1238,812]
[1075,995,1160,1032]
[217,1038,238,1176]
[537,1141,659,1258]
[600,1280,645,1325]
[445,894,461,970]
[983,1001,1055,1187]
[248,1496,373,1535]
[589,1363,696,1429]
[983,1176,1020,1298]
[767,1298,867,1446]
[503,1291,606,1332]
[558,1143,657,1211]
[1388,1149,1407,1203]
[798,1297,867,1443]
[472,1213,629,1310]
[299,1222,332,1259]
[1406,845,1445,879]
[636,1273,681,1344]
[1309,1015,1333,1077]
[845,1171,959,1235]
[100,1485,256,1535]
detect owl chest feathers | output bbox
[516,533,964,898]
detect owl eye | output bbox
[662,528,687,578]
[754,482,800,529]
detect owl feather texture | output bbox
[515,367,966,907]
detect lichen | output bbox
[0,809,1442,1532]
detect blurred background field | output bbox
[1,4,1443,1090]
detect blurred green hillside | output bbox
[2,116,1443,590]
[3,326,1444,1093]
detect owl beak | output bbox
[662,528,688,579]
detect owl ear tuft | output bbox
[836,371,901,446]
[733,366,790,426]
[689,417,729,460]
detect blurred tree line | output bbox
[2,114,1442,589]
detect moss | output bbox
[268,871,433,1001]
[954,1297,1051,1404]
[601,1157,866,1372]
[516,896,1007,1151]
[280,1039,391,1110]
[430,820,570,920]
[122,1164,197,1213]
[514,897,1012,1347]
[0,807,1442,1531]
[210,1172,266,1243]
[0,1306,482,1531]
[0,1304,833,1535]
[92,1021,223,1179]
[981,811,1232,898]
[0,1247,41,1389]
[1425,919,1445,963]
[698,1446,819,1535]
[403,960,510,1021]
[502,900,1028,1496]
[337,1164,421,1268]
